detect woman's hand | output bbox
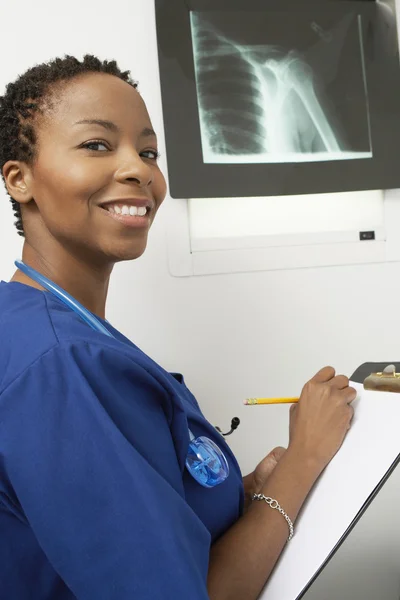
[288,366,357,473]
[242,447,286,511]
[250,446,286,493]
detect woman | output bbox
[0,55,355,600]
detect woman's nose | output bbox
[114,153,152,187]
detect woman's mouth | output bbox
[99,203,152,229]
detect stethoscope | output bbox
[15,260,236,489]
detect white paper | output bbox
[259,383,400,600]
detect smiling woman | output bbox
[0,60,166,316]
[0,54,357,600]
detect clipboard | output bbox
[259,363,400,600]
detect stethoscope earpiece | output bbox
[215,416,240,436]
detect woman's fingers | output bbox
[313,370,350,390]
[347,404,355,429]
[268,446,287,462]
[311,366,336,383]
[344,386,358,404]
[329,374,349,390]
[310,369,356,401]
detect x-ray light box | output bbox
[156,0,400,198]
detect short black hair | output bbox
[0,54,137,236]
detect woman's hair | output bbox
[0,54,137,237]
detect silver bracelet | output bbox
[252,493,294,542]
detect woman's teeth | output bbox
[107,205,147,216]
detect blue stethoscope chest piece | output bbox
[14,259,230,489]
[186,433,230,488]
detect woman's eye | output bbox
[141,149,160,160]
[82,140,109,152]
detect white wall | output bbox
[0,2,399,598]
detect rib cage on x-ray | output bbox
[190,13,372,164]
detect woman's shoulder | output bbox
[0,282,189,458]
[0,281,59,389]
[0,282,134,391]
[0,281,177,398]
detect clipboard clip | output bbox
[363,364,400,393]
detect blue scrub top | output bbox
[0,281,244,599]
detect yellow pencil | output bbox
[244,397,299,405]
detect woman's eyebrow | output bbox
[73,120,157,139]
[141,127,157,139]
[73,119,120,132]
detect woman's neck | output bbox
[11,241,112,320]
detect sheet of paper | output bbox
[259,383,400,600]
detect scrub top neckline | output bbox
[0,279,111,327]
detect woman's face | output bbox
[20,72,167,264]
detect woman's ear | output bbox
[2,160,33,204]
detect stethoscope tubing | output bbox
[15,260,113,337]
[14,259,230,488]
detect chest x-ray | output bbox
[190,11,372,164]
[155,0,400,198]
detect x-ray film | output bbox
[190,12,371,165]
[155,0,400,198]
